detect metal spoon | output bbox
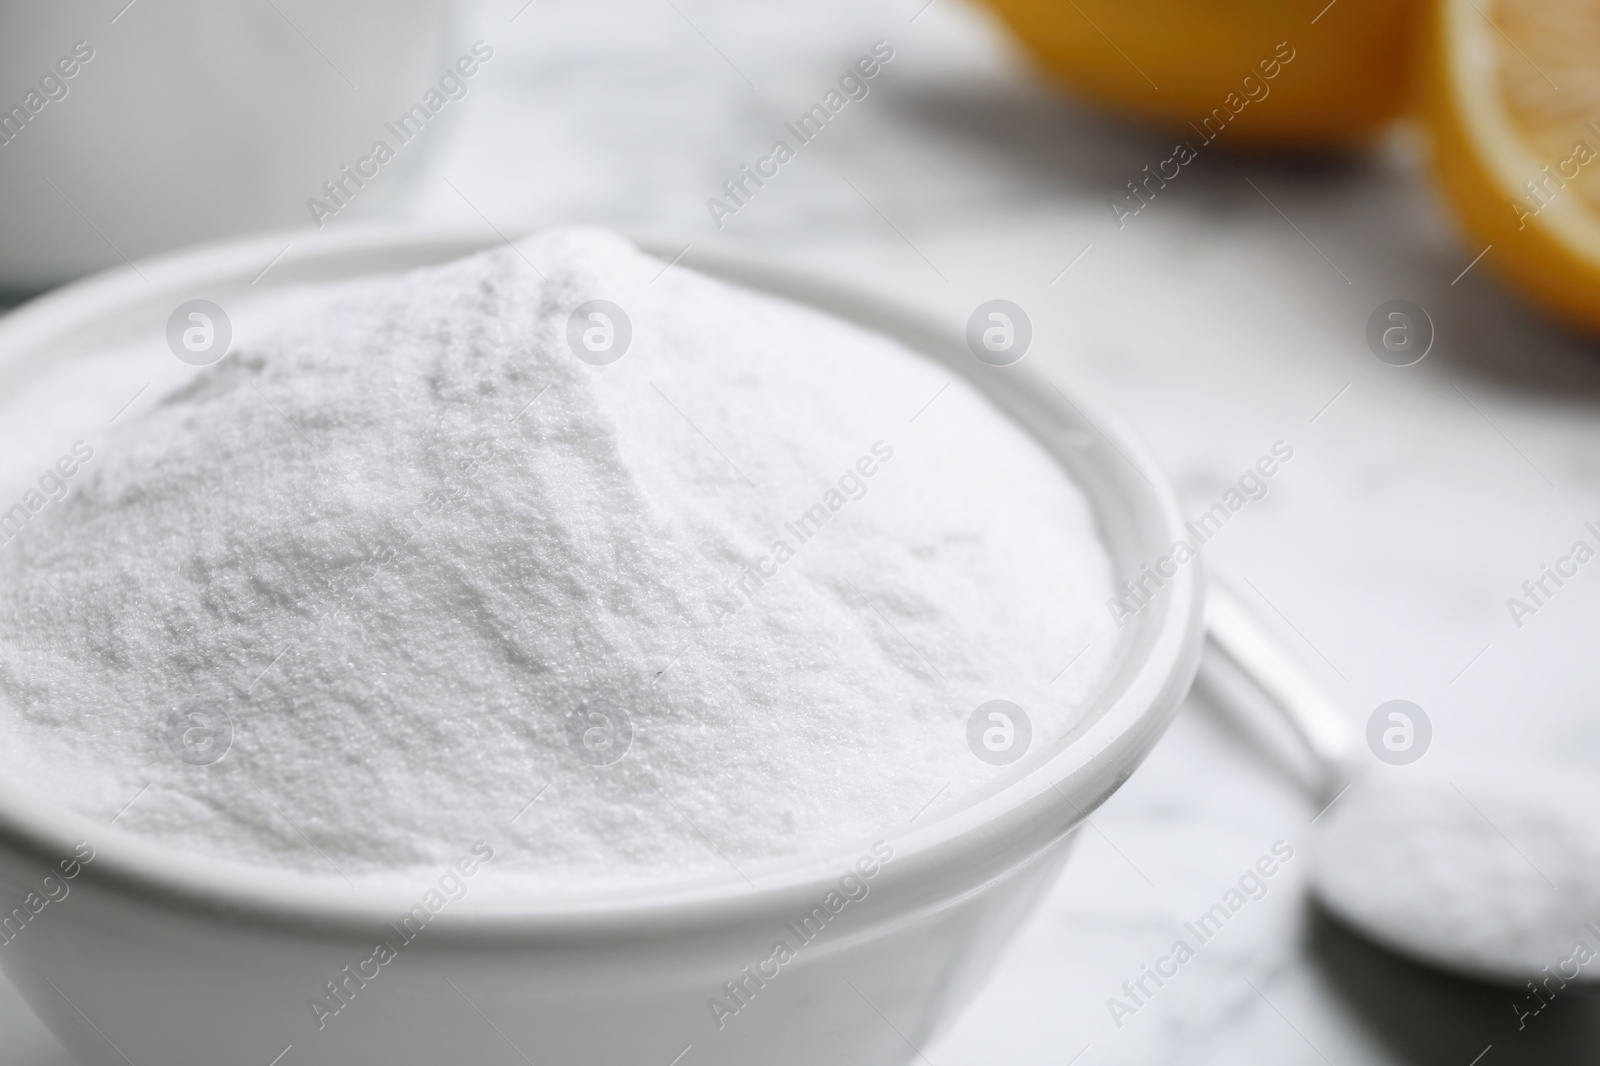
[1202,581,1600,987]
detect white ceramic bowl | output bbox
[0,1,453,290]
[0,228,1204,1066]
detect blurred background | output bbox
[3,0,1600,1062]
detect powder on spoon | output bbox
[0,229,1118,890]
[1312,762,1600,983]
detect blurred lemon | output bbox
[982,0,1426,147]
[1423,0,1600,331]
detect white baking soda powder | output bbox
[0,229,1117,890]
[1313,763,1600,983]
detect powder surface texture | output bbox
[0,229,1117,891]
[1312,763,1600,982]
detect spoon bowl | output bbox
[1204,582,1600,988]
[1311,761,1600,986]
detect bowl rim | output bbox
[0,224,1205,941]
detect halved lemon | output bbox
[981,0,1426,148]
[1425,0,1600,330]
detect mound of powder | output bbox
[1312,763,1600,982]
[0,228,1118,890]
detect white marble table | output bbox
[5,0,1599,1062]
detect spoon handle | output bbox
[1204,580,1354,783]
